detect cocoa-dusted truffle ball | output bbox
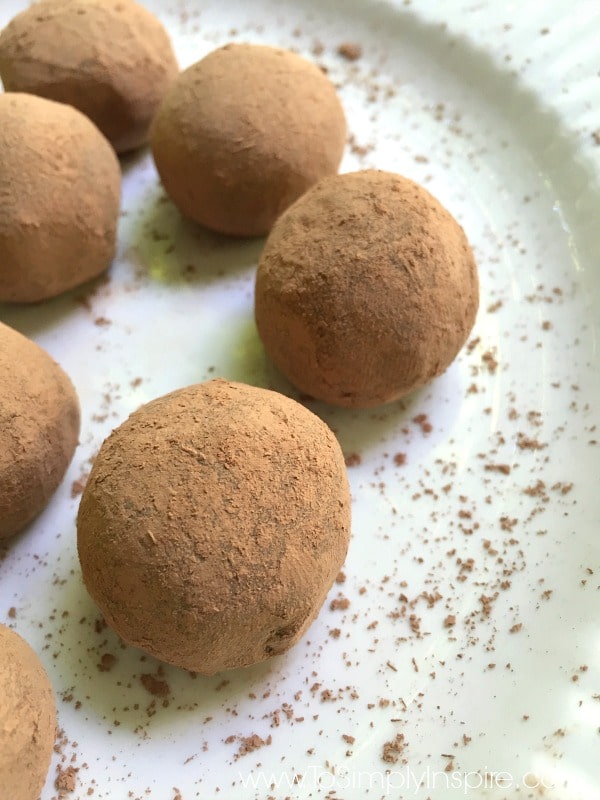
[0,624,57,800]
[0,93,121,303]
[150,44,347,237]
[255,170,479,407]
[77,379,351,675]
[0,0,179,154]
[0,323,80,538]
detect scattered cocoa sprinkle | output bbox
[487,300,503,312]
[344,452,361,467]
[517,432,546,450]
[237,734,272,757]
[593,130,600,145]
[479,593,498,616]
[337,42,362,61]
[140,673,170,697]
[330,596,350,611]
[414,154,429,163]
[55,765,78,794]
[71,474,89,498]
[348,134,374,157]
[485,463,511,475]
[329,628,341,638]
[382,733,405,764]
[97,653,117,672]
[408,614,421,634]
[551,481,573,495]
[393,452,406,466]
[8,606,16,618]
[510,623,523,633]
[466,336,481,353]
[413,413,432,434]
[131,377,143,388]
[335,571,346,584]
[94,316,111,327]
[444,615,456,627]
[482,349,498,373]
[342,734,355,744]
[311,40,324,56]
[523,479,546,497]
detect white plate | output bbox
[1,1,599,798]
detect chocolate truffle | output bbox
[0,0,179,153]
[150,43,347,237]
[0,93,121,303]
[0,322,80,538]
[77,379,351,675]
[0,624,57,800]
[255,170,479,407]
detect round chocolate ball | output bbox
[0,322,80,539]
[0,624,57,800]
[255,170,479,407]
[77,379,351,674]
[150,43,347,237]
[0,93,121,303]
[0,0,179,154]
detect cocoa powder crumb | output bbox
[337,42,362,61]
[7,606,16,618]
[344,452,361,467]
[71,476,89,498]
[140,673,170,697]
[236,734,272,757]
[382,733,405,764]
[482,349,498,373]
[97,653,116,672]
[330,596,350,611]
[55,765,78,794]
[485,463,511,475]
[413,413,432,434]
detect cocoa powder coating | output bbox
[150,43,347,237]
[0,624,57,800]
[0,0,179,153]
[0,323,80,538]
[77,379,351,675]
[255,170,479,407]
[0,93,121,303]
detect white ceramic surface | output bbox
[1,1,598,799]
